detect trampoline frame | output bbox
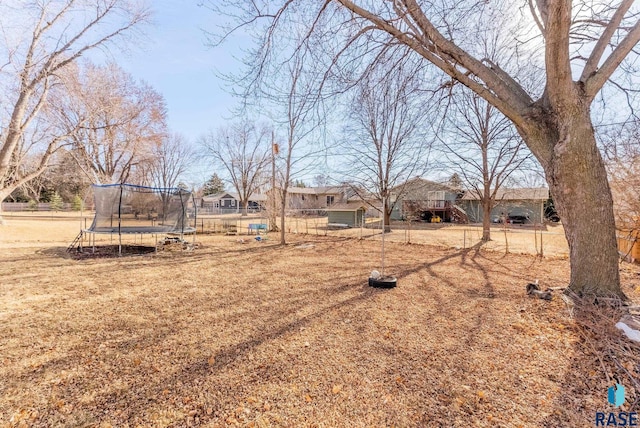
[80,183,197,255]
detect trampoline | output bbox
[80,183,196,254]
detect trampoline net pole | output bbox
[118,184,123,256]
[192,193,197,245]
[179,190,185,241]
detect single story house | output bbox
[326,202,367,227]
[270,185,357,212]
[459,187,550,224]
[201,192,267,214]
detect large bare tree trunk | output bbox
[530,111,621,298]
[481,201,492,241]
[0,189,8,225]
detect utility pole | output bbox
[270,131,279,232]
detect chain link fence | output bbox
[193,210,570,257]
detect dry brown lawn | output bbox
[1,217,639,427]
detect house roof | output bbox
[461,187,549,201]
[246,193,268,202]
[326,202,368,212]
[202,192,267,202]
[347,192,378,202]
[393,176,455,190]
[285,185,351,195]
[286,187,318,195]
[392,177,457,200]
[202,192,233,200]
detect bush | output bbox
[71,194,83,211]
[49,192,64,211]
[27,199,38,211]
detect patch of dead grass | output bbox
[0,228,638,427]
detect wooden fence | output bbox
[617,229,640,262]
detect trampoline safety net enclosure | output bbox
[86,184,195,236]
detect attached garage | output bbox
[459,187,549,224]
[326,202,367,227]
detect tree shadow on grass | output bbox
[9,236,597,426]
[74,278,381,424]
[206,283,378,371]
[393,243,509,298]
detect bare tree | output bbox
[439,91,532,241]
[208,0,640,298]
[140,133,194,221]
[0,0,150,222]
[47,149,93,203]
[59,62,167,184]
[313,174,330,187]
[147,133,194,191]
[11,153,53,203]
[271,51,324,244]
[200,122,271,216]
[9,148,92,204]
[341,55,431,232]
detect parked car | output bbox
[508,214,529,224]
[546,213,560,222]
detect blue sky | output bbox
[114,2,241,172]
[110,3,334,187]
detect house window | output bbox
[428,191,445,200]
[427,191,445,208]
[231,199,236,206]
[302,195,305,201]
[327,195,335,205]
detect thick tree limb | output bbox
[584,19,640,100]
[580,0,635,84]
[544,1,575,108]
[336,0,534,130]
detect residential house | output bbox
[390,177,463,222]
[459,187,550,224]
[201,192,267,214]
[272,185,356,213]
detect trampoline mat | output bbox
[84,227,195,234]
